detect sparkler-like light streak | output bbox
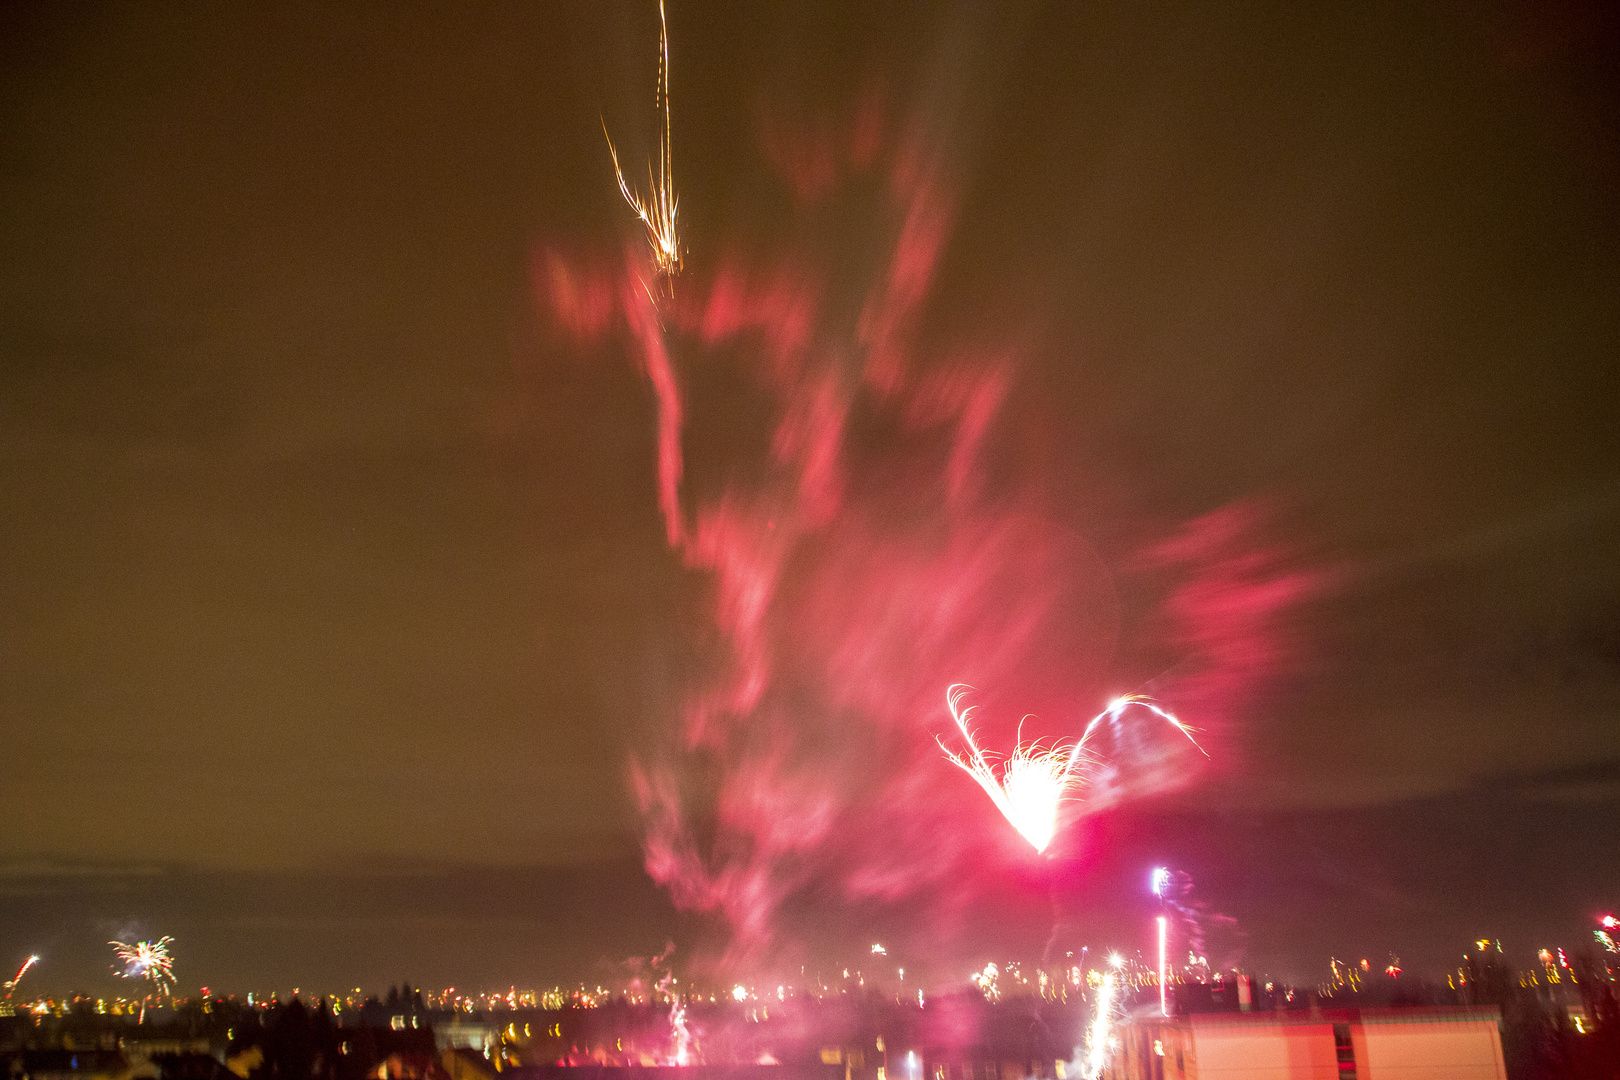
[1081,969,1120,1080]
[3,956,38,1000]
[1157,915,1169,1017]
[1151,867,1171,1017]
[669,997,695,1065]
[656,972,696,1064]
[938,685,1205,854]
[603,0,682,288]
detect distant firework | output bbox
[603,0,682,287]
[3,956,38,999]
[938,684,1204,853]
[110,938,175,995]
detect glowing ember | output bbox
[938,684,1205,854]
[603,0,681,288]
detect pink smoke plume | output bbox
[540,97,1316,969]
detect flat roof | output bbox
[1124,1006,1502,1030]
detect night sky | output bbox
[2,0,1617,997]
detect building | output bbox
[1110,1006,1506,1080]
[2,1049,145,1080]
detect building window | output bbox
[1333,1024,1356,1079]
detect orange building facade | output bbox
[1110,1006,1506,1080]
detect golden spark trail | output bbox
[604,0,682,288]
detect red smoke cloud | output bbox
[539,102,1317,971]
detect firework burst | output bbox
[938,684,1204,854]
[603,0,682,289]
[110,937,175,995]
